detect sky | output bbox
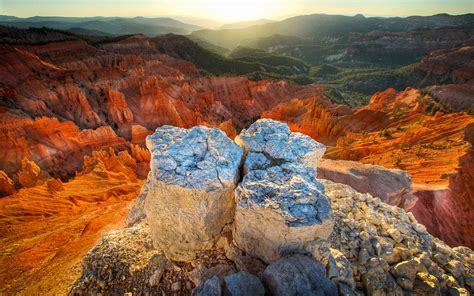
[1,0,473,23]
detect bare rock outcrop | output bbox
[235,119,326,173]
[0,170,15,197]
[17,158,48,188]
[70,121,473,296]
[234,163,333,263]
[317,159,418,210]
[194,271,265,296]
[144,125,243,261]
[234,119,333,263]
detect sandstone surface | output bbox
[318,159,418,210]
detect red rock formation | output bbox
[265,87,474,248]
[0,108,127,180]
[218,119,238,139]
[130,124,153,145]
[0,39,323,184]
[17,158,48,188]
[419,46,474,83]
[317,159,418,210]
[0,148,143,295]
[0,171,15,197]
[410,123,474,248]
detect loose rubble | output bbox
[70,119,473,296]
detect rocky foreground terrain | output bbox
[70,119,473,295]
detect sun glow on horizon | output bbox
[1,0,472,22]
[198,0,277,21]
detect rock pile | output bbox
[70,119,473,296]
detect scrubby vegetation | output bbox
[0,25,130,45]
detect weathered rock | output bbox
[223,271,265,296]
[262,254,338,296]
[144,125,243,261]
[70,223,169,295]
[362,266,404,296]
[324,179,474,296]
[234,163,333,263]
[328,248,356,289]
[17,158,47,188]
[193,276,222,296]
[390,259,421,290]
[188,263,236,286]
[0,170,16,197]
[317,159,418,210]
[235,119,326,173]
[234,119,333,263]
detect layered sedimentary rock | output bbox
[0,108,127,181]
[264,87,474,248]
[0,148,144,295]
[317,159,418,210]
[143,125,243,261]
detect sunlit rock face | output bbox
[144,125,243,261]
[233,119,333,264]
[317,159,418,210]
[235,119,326,174]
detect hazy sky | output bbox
[1,0,473,22]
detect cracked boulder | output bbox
[144,125,243,261]
[235,119,326,174]
[233,119,333,264]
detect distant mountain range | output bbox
[192,13,474,49]
[220,19,275,30]
[0,15,203,36]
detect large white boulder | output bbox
[144,125,243,261]
[233,119,333,263]
[235,119,326,174]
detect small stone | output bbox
[445,259,464,278]
[171,281,182,292]
[387,228,402,243]
[391,259,420,290]
[413,272,440,295]
[193,276,222,296]
[358,248,370,266]
[223,271,265,296]
[186,281,193,290]
[394,246,411,261]
[262,255,338,296]
[327,248,355,289]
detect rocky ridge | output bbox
[263,87,474,248]
[70,119,473,296]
